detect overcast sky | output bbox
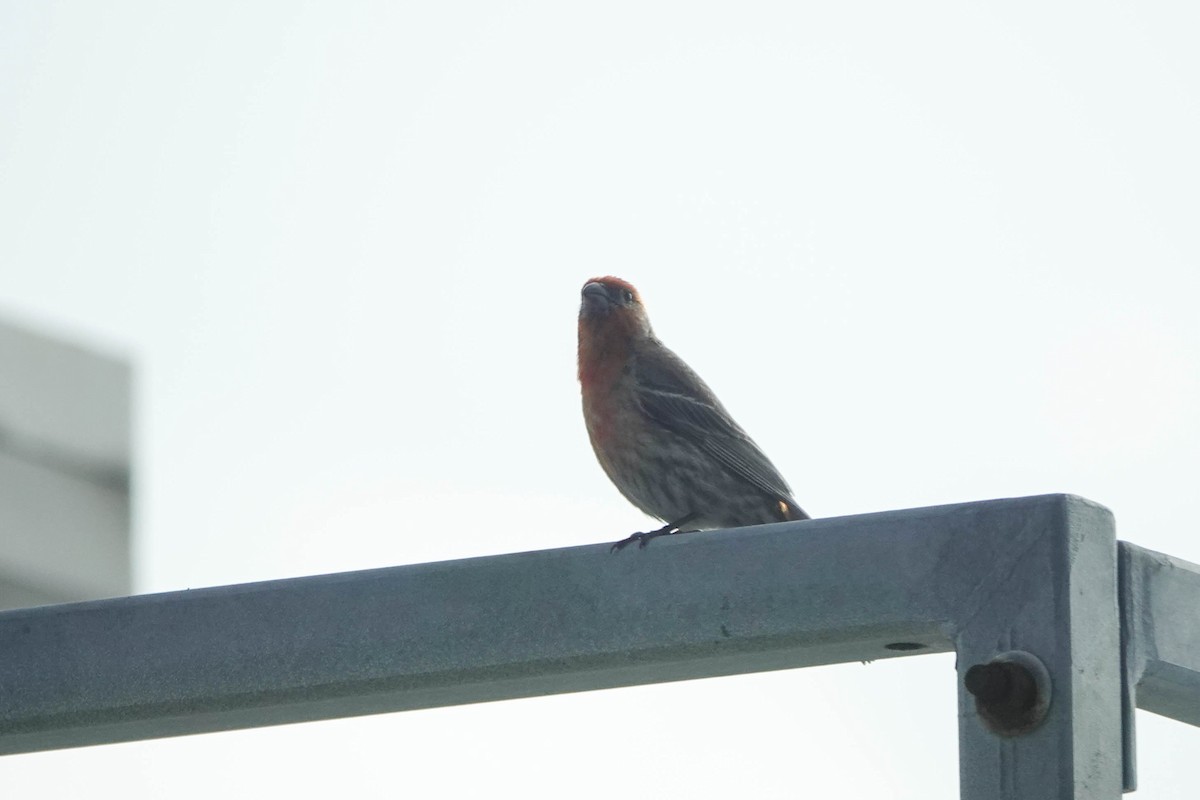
[2,2,1199,797]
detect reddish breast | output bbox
[578,313,638,449]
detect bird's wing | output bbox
[632,343,801,508]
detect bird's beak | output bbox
[582,282,608,301]
[580,282,611,314]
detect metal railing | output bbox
[2,494,1197,798]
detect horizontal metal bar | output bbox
[1121,542,1200,726]
[0,497,1042,756]
[0,492,1127,800]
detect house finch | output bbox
[578,276,809,551]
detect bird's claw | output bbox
[609,520,693,553]
[609,531,658,553]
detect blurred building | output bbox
[0,317,131,610]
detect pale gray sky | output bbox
[2,2,1198,797]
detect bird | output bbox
[577,276,809,551]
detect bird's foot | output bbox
[610,515,698,553]
[609,526,674,552]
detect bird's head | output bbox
[577,276,653,387]
[578,276,652,337]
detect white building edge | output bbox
[0,316,131,610]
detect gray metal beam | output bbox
[0,495,1126,799]
[1120,543,1200,724]
[1119,543,1200,791]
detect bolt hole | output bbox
[884,642,927,651]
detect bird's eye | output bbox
[622,290,634,304]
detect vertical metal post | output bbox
[955,497,1122,798]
